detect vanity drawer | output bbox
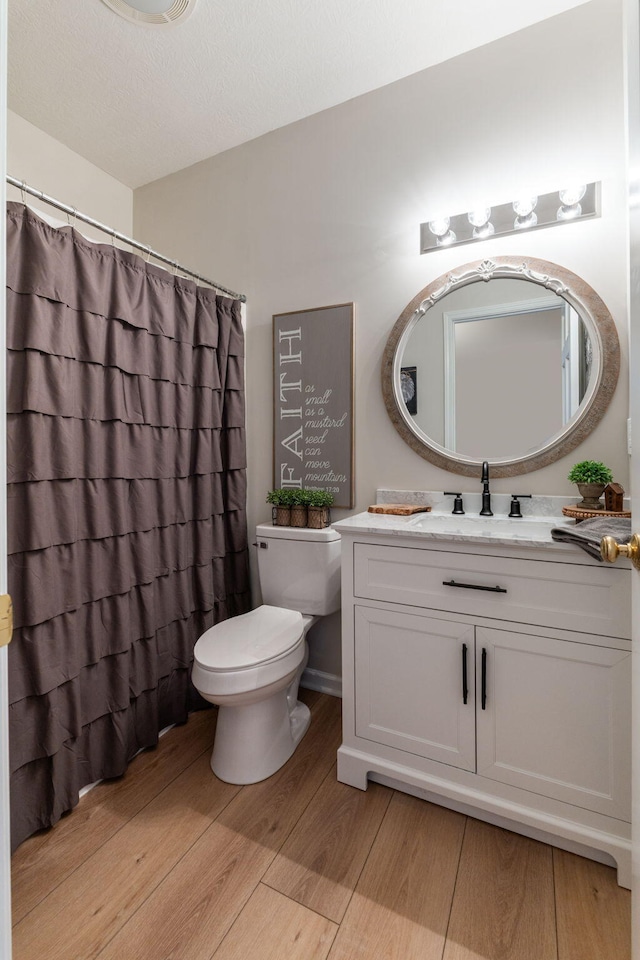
[353,543,631,639]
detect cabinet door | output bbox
[476,626,631,819]
[354,605,476,771]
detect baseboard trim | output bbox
[336,744,632,888]
[301,667,342,698]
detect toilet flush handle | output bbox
[252,541,268,548]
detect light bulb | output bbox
[472,222,495,240]
[513,197,537,218]
[437,230,457,246]
[559,184,586,206]
[468,207,491,228]
[514,212,538,230]
[557,203,582,221]
[428,217,450,238]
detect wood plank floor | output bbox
[11,691,631,960]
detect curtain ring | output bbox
[144,245,151,262]
[20,181,27,204]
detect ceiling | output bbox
[9,0,591,190]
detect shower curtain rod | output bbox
[6,175,246,302]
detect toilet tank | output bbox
[255,523,341,616]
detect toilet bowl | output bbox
[191,522,341,784]
[192,604,317,783]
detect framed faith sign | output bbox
[273,303,355,508]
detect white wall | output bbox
[134,0,628,678]
[6,110,133,237]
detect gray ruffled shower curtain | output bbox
[6,202,251,849]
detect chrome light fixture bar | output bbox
[420,182,600,254]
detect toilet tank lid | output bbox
[194,605,304,671]
[256,523,341,542]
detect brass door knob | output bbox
[600,534,640,570]
[0,594,12,649]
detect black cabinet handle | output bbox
[481,647,487,710]
[443,579,507,594]
[462,643,468,704]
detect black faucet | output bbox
[444,492,465,515]
[508,494,532,518]
[480,461,493,516]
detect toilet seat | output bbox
[193,605,304,674]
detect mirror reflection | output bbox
[383,256,619,478]
[399,278,592,461]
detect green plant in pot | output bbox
[567,460,613,510]
[289,488,312,527]
[306,489,334,529]
[266,488,296,526]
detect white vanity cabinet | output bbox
[355,605,477,771]
[337,527,632,886]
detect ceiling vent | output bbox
[100,0,197,26]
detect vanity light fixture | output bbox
[421,182,600,253]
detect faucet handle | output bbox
[444,492,465,515]
[508,494,532,518]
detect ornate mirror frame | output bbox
[382,256,620,478]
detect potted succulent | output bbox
[266,488,296,526]
[306,489,334,529]
[567,460,613,510]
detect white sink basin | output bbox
[405,512,571,541]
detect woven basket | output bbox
[307,506,331,529]
[272,506,291,526]
[290,505,308,527]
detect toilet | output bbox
[191,522,341,784]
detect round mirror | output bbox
[382,256,620,477]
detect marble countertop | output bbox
[331,509,574,548]
[331,490,631,553]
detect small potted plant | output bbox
[567,460,613,510]
[266,488,295,526]
[290,489,312,527]
[306,489,334,529]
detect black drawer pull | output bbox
[443,579,507,594]
[481,647,487,710]
[462,643,468,705]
